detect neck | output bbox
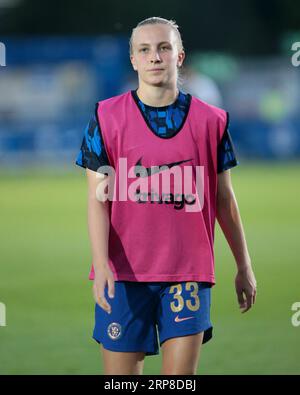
[136,83,179,107]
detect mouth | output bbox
[148,68,164,72]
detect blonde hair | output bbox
[129,17,185,87]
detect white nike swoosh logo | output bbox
[175,315,195,322]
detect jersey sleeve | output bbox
[75,110,110,173]
[217,128,239,173]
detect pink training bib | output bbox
[89,91,227,286]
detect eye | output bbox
[140,48,148,52]
[160,46,170,51]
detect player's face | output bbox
[130,24,185,88]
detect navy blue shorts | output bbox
[93,281,213,356]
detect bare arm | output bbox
[216,169,257,313]
[86,168,114,313]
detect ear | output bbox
[177,50,185,68]
[130,55,138,71]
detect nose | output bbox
[150,50,162,63]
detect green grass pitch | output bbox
[0,163,299,374]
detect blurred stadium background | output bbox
[0,0,299,374]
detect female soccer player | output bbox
[75,17,257,375]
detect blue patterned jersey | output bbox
[75,89,239,173]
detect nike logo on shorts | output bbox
[174,315,195,322]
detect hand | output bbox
[92,264,115,314]
[235,264,257,313]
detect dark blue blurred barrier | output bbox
[1,116,299,168]
[230,116,300,159]
[2,36,130,98]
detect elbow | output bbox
[216,188,235,217]
[217,186,235,205]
